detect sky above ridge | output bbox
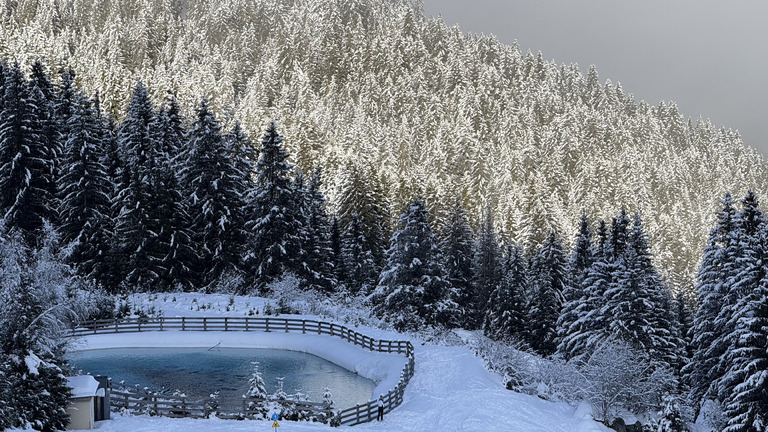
[423,0,768,158]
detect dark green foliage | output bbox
[335,162,390,274]
[469,205,501,329]
[527,230,567,356]
[556,214,594,359]
[244,122,304,291]
[58,92,113,281]
[483,243,527,342]
[439,197,475,324]
[0,63,56,247]
[341,212,378,294]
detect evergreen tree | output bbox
[469,204,501,329]
[372,199,456,331]
[439,196,475,324]
[559,219,611,360]
[297,168,336,292]
[712,191,766,402]
[329,216,345,284]
[685,193,740,405]
[556,214,594,359]
[112,82,163,290]
[483,243,527,342]
[335,163,389,272]
[0,63,56,246]
[341,212,378,294]
[149,104,197,290]
[721,267,768,432]
[58,93,112,280]
[527,230,567,356]
[0,226,79,431]
[180,99,248,289]
[28,61,61,223]
[243,122,303,291]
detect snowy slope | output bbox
[66,294,611,432]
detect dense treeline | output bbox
[2,0,767,294]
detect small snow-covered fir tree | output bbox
[556,214,594,359]
[439,196,475,325]
[372,199,457,331]
[0,223,89,431]
[469,204,501,329]
[296,168,336,293]
[341,212,378,294]
[527,230,567,356]
[483,243,527,342]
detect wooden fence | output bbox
[71,316,415,426]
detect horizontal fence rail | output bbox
[71,316,415,426]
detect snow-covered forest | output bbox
[2,0,767,294]
[1,59,766,431]
[1,1,768,431]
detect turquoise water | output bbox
[67,348,375,408]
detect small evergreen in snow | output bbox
[372,199,457,331]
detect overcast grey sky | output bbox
[422,0,768,157]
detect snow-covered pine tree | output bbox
[112,82,165,290]
[439,196,475,325]
[527,230,567,356]
[559,219,611,361]
[556,214,594,359]
[329,216,345,284]
[297,168,336,293]
[0,63,56,247]
[180,99,248,289]
[711,191,766,402]
[469,204,502,329]
[29,61,61,221]
[372,198,456,331]
[625,213,684,370]
[341,212,378,294]
[243,360,269,418]
[483,243,527,342]
[335,162,389,273]
[58,92,112,281]
[243,122,304,291]
[149,102,198,290]
[721,264,768,432]
[684,193,740,406]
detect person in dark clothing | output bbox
[376,396,384,421]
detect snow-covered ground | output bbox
[65,293,611,432]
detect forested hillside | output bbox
[2,0,766,292]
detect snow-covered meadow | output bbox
[62,293,611,432]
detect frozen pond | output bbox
[67,347,376,408]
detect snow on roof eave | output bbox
[66,375,100,399]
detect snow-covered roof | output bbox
[66,375,100,399]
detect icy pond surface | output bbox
[67,347,376,408]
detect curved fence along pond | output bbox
[71,317,415,426]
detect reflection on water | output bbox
[67,347,375,408]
